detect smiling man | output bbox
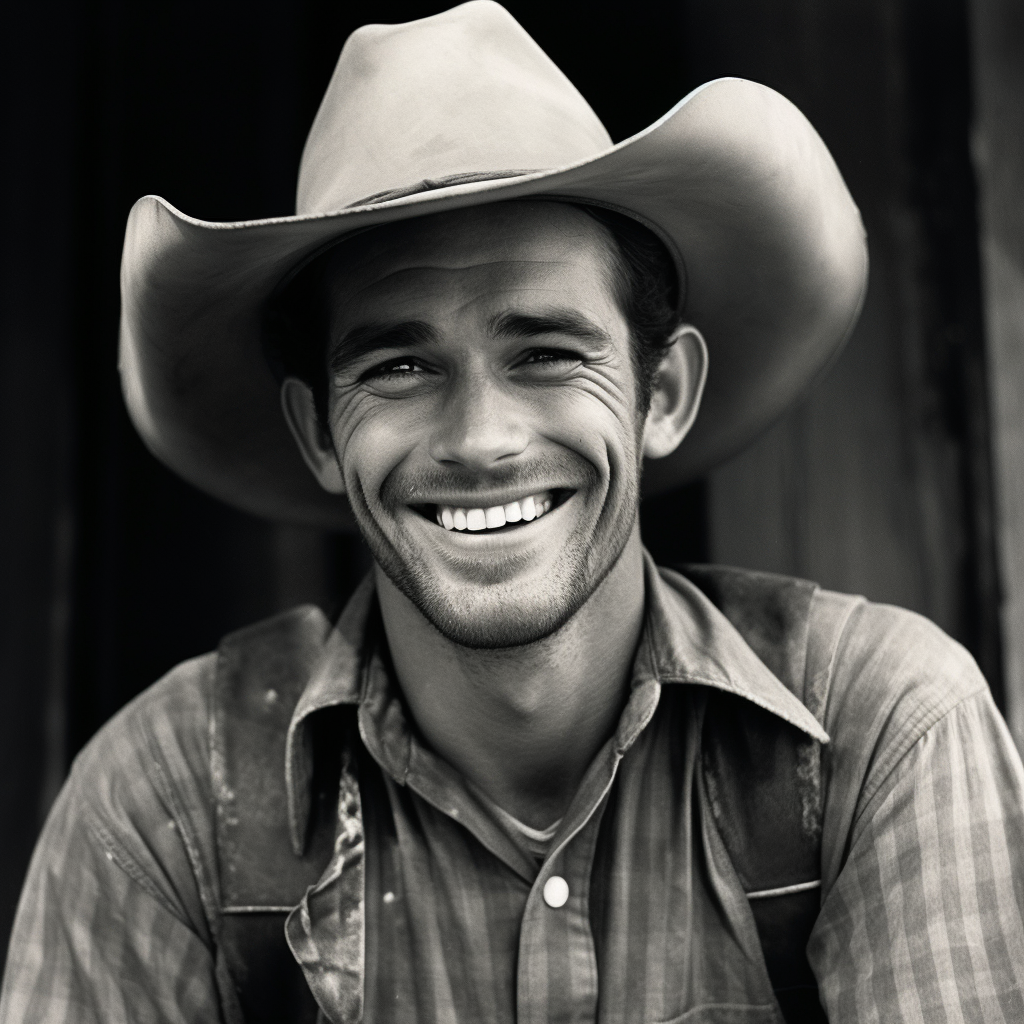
[4,4,1024,1024]
[278,200,706,836]
[283,201,697,652]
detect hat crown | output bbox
[296,1,613,214]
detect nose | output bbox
[428,370,530,469]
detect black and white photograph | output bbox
[1,1,1023,1020]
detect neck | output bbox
[375,529,647,830]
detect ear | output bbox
[280,377,346,495]
[642,325,709,460]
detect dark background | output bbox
[0,0,1002,957]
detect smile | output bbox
[419,490,569,532]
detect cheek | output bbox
[536,375,640,467]
[329,394,425,495]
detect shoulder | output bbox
[817,589,988,775]
[674,562,988,735]
[673,562,1008,883]
[57,605,325,923]
[820,587,984,703]
[59,650,220,934]
[73,650,216,809]
[809,588,1001,886]
[69,604,330,855]
[5,653,229,1021]
[679,562,986,729]
[73,602,332,826]
[75,603,333,799]
[3,606,339,1020]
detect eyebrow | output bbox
[328,308,610,374]
[329,320,438,374]
[488,309,611,343]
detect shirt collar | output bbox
[634,551,828,743]
[284,574,373,853]
[284,552,828,851]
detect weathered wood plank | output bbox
[697,0,1003,706]
[968,0,1024,746]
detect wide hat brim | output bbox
[120,77,867,530]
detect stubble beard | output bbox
[354,461,640,650]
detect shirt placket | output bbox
[515,787,611,1024]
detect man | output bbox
[3,3,1024,1022]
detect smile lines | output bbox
[435,491,554,531]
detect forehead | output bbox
[319,201,621,317]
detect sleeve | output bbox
[0,660,231,1024]
[810,690,1024,1023]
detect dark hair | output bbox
[574,205,684,413]
[264,204,683,422]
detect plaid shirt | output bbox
[3,557,1024,1022]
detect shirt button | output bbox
[543,875,569,908]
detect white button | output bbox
[543,875,569,908]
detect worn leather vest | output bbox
[212,566,854,1023]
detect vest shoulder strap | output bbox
[211,604,342,1024]
[680,564,856,1024]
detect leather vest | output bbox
[211,566,854,1023]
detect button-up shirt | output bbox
[3,557,1024,1022]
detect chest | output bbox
[223,690,816,1024]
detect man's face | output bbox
[317,201,648,648]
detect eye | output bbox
[516,348,583,376]
[360,357,427,381]
[355,355,436,395]
[523,348,577,363]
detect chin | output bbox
[417,587,587,650]
[386,560,593,649]
[379,531,635,650]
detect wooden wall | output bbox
[968,0,1024,748]
[695,0,1004,702]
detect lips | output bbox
[429,490,558,531]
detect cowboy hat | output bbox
[119,0,867,530]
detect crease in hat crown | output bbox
[296,0,613,216]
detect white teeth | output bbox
[435,491,556,532]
